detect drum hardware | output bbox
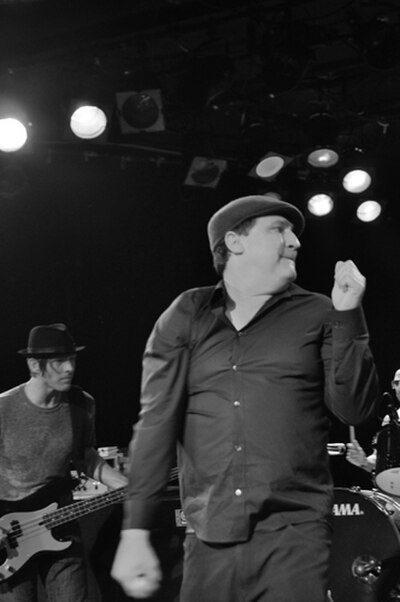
[351,553,400,599]
[352,555,382,585]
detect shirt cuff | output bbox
[122,499,160,530]
[330,306,368,340]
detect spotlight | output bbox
[304,176,335,216]
[307,193,334,217]
[356,199,382,223]
[0,118,28,152]
[69,105,108,140]
[340,148,373,194]
[184,157,227,188]
[307,148,339,169]
[305,113,340,169]
[0,96,31,152]
[248,152,293,180]
[66,99,112,142]
[116,89,165,133]
[342,169,372,194]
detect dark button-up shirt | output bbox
[124,282,379,543]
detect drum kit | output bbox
[328,422,400,602]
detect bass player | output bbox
[0,323,127,602]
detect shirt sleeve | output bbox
[321,306,380,425]
[123,292,193,530]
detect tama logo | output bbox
[332,502,365,516]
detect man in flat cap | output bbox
[112,195,379,601]
[0,323,127,602]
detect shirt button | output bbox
[234,444,243,452]
[233,400,240,407]
[234,489,242,496]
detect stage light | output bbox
[307,193,334,217]
[307,148,339,169]
[340,148,373,193]
[248,152,293,180]
[342,168,372,194]
[304,174,335,217]
[356,200,382,223]
[116,89,165,133]
[305,113,340,169]
[0,118,28,152]
[69,105,108,140]
[66,98,112,142]
[184,157,227,188]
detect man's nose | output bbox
[286,230,301,248]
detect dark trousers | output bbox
[180,520,332,602]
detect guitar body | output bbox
[0,503,71,582]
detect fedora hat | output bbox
[18,323,85,358]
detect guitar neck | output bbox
[40,466,179,530]
[43,486,127,529]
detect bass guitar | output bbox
[0,485,127,582]
[0,466,180,583]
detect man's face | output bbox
[234,215,301,291]
[41,355,76,392]
[392,369,400,401]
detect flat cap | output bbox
[207,194,305,251]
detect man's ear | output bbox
[27,357,40,375]
[224,230,244,255]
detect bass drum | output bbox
[328,488,400,602]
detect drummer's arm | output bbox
[346,440,376,473]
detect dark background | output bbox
[1,0,400,492]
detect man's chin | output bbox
[284,263,297,282]
[58,382,72,391]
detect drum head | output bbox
[328,488,400,602]
[376,468,400,497]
